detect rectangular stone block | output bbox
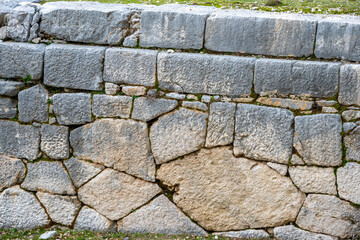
[0,97,17,119]
[0,42,45,80]
[44,44,105,91]
[339,64,360,106]
[18,85,48,123]
[158,52,255,96]
[205,10,317,57]
[254,58,340,98]
[92,95,132,118]
[41,124,69,160]
[0,80,24,97]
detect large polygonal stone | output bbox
[157,147,305,231]
[0,155,25,191]
[0,97,17,119]
[92,95,132,118]
[40,124,69,159]
[345,126,360,162]
[18,85,48,123]
[132,97,178,122]
[74,206,115,232]
[339,64,360,106]
[337,162,360,204]
[274,225,337,240]
[6,5,35,42]
[0,80,24,97]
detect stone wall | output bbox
[0,1,360,239]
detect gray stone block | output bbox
[182,101,208,111]
[337,162,360,205]
[44,44,105,91]
[0,42,45,80]
[92,95,132,118]
[254,58,340,98]
[40,124,69,160]
[205,10,317,57]
[6,5,35,42]
[274,225,337,240]
[344,126,360,162]
[214,230,269,239]
[18,85,48,123]
[0,80,24,97]
[0,155,25,192]
[132,97,178,122]
[339,64,360,106]
[0,5,10,26]
[158,52,255,96]
[74,206,114,232]
[0,97,17,119]
[0,0,41,8]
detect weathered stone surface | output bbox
[39,231,58,240]
[0,155,25,191]
[182,101,208,111]
[158,52,255,96]
[104,48,157,87]
[254,59,339,98]
[6,5,35,41]
[70,119,155,182]
[122,86,147,96]
[40,124,69,159]
[339,64,360,106]
[322,107,338,113]
[21,161,76,195]
[64,157,104,188]
[53,93,91,125]
[0,80,24,97]
[296,194,360,238]
[92,95,132,118]
[344,122,357,134]
[257,97,313,110]
[274,225,337,240]
[0,186,50,229]
[1,0,40,8]
[0,97,17,119]
[289,166,336,195]
[267,162,288,176]
[234,104,294,164]
[157,147,305,231]
[317,100,337,107]
[44,44,105,91]
[205,102,236,148]
[150,108,208,164]
[18,85,48,123]
[0,42,44,80]
[345,126,360,162]
[337,162,360,204]
[78,168,161,221]
[214,230,270,239]
[0,120,39,160]
[132,97,178,122]
[205,10,317,57]
[74,206,114,232]
[165,92,186,100]
[342,110,360,121]
[0,26,6,40]
[37,192,81,226]
[118,195,207,235]
[105,83,120,95]
[291,154,305,165]
[294,114,342,166]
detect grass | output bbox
[41,0,360,15]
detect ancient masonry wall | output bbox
[0,1,360,239]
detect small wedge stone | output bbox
[0,155,25,191]
[132,97,178,122]
[74,206,114,232]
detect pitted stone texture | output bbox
[274,225,337,240]
[92,95,132,118]
[132,97,178,122]
[345,126,360,162]
[0,155,25,191]
[21,161,76,195]
[256,97,313,110]
[150,108,208,164]
[342,110,360,121]
[0,186,50,229]
[0,121,39,161]
[255,59,339,98]
[289,166,336,195]
[0,80,24,97]
[234,104,294,164]
[158,52,254,96]
[44,44,105,91]
[53,93,91,125]
[0,97,17,119]
[337,162,360,204]
[78,168,161,221]
[18,85,48,123]
[182,101,208,111]
[296,194,360,238]
[0,42,44,80]
[205,10,317,57]
[214,230,270,239]
[339,64,360,106]
[104,48,157,87]
[6,5,35,42]
[294,114,342,166]
[40,124,69,160]
[74,206,114,232]
[205,102,236,148]
[37,192,81,226]
[64,157,104,188]
[117,195,207,235]
[157,147,304,231]
[267,162,288,176]
[70,119,155,182]
[122,86,147,96]
[105,83,120,95]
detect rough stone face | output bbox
[274,225,337,240]
[339,64,360,106]
[21,161,76,195]
[0,97,17,119]
[342,110,360,121]
[296,194,360,238]
[104,48,157,87]
[0,80,24,97]
[345,126,360,162]
[256,97,313,110]
[158,52,255,96]
[78,168,161,221]
[6,5,35,42]
[44,44,105,91]
[344,122,357,134]
[289,166,337,195]
[214,230,270,239]
[205,102,236,148]
[205,10,317,57]
[40,124,69,159]
[70,119,155,182]
[117,195,207,235]
[0,120,39,161]
[0,42,45,80]
[53,93,92,125]
[234,104,294,164]
[105,83,120,95]
[74,206,114,232]
[294,114,342,166]
[157,147,305,231]
[150,108,208,164]
[18,85,48,123]
[254,59,340,98]
[64,157,104,188]
[0,155,25,191]
[337,162,360,204]
[92,95,132,118]
[267,162,288,176]
[182,101,208,111]
[132,97,178,122]
[291,154,305,165]
[122,86,147,96]
[36,192,81,226]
